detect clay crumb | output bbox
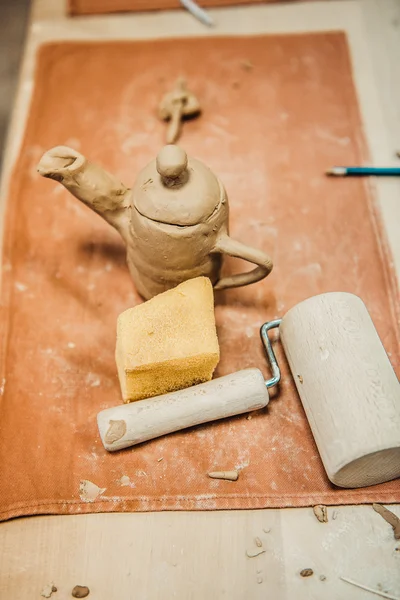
[255,537,263,548]
[41,583,57,598]
[119,475,133,487]
[246,549,266,558]
[372,503,400,540]
[332,510,338,520]
[247,414,252,420]
[297,375,304,384]
[158,78,201,144]
[71,585,90,598]
[241,59,253,71]
[319,575,327,581]
[313,504,328,523]
[79,480,106,503]
[157,457,164,462]
[257,576,263,584]
[208,470,239,481]
[262,527,271,534]
[300,569,314,578]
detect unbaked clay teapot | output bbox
[38,144,273,299]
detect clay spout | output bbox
[38,146,130,238]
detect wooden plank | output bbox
[1,507,399,598]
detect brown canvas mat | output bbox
[69,0,303,17]
[0,34,399,522]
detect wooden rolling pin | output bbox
[97,369,269,451]
[280,292,400,488]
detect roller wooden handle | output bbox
[97,368,269,451]
[280,292,400,488]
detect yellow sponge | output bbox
[116,277,220,403]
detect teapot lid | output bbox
[133,145,221,226]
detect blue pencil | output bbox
[327,166,400,176]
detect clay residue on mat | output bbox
[0,34,399,521]
[79,480,106,503]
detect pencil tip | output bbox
[326,167,346,176]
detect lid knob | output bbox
[156,145,188,180]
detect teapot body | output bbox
[127,188,228,299]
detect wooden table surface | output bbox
[0,1,399,598]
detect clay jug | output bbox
[38,144,273,299]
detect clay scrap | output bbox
[71,586,90,598]
[372,503,400,540]
[41,584,57,598]
[158,78,201,143]
[246,549,266,559]
[208,470,239,481]
[300,569,314,578]
[313,504,328,523]
[79,480,106,503]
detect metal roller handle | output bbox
[260,319,282,388]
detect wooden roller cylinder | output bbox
[280,292,400,488]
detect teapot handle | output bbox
[212,233,273,290]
